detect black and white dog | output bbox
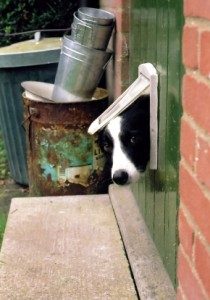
[99,94,150,185]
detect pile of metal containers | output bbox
[52,7,115,103]
[19,8,116,196]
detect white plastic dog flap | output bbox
[138,64,158,170]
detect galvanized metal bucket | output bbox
[23,86,109,196]
[71,12,114,50]
[52,36,112,102]
[78,7,115,25]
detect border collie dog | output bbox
[99,94,150,185]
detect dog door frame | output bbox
[138,64,158,170]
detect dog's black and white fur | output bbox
[99,93,150,185]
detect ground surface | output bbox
[0,179,28,247]
[0,132,28,246]
[0,135,9,180]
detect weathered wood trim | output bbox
[109,184,176,300]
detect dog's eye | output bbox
[130,136,137,145]
[103,142,112,152]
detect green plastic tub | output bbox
[0,37,61,185]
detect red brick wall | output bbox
[100,0,130,98]
[178,0,210,299]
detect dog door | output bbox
[88,63,158,170]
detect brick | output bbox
[176,286,185,300]
[115,58,130,83]
[199,31,210,77]
[178,209,194,259]
[100,0,130,10]
[114,82,129,98]
[194,237,210,297]
[183,25,199,69]
[114,31,129,95]
[196,137,210,190]
[182,74,210,133]
[177,247,207,300]
[179,164,210,244]
[115,9,130,33]
[180,118,196,169]
[115,32,129,59]
[184,0,210,21]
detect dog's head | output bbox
[98,94,150,185]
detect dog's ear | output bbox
[97,128,113,184]
[97,128,105,150]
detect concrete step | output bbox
[0,193,137,299]
[0,185,176,299]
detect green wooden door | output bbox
[129,0,183,285]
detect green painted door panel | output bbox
[129,0,183,286]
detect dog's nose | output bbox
[113,170,129,185]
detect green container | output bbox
[0,38,61,185]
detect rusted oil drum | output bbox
[23,88,108,196]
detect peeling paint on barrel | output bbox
[23,88,109,196]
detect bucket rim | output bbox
[63,35,113,56]
[73,11,114,29]
[22,81,108,104]
[78,7,115,25]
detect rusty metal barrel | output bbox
[23,86,108,196]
